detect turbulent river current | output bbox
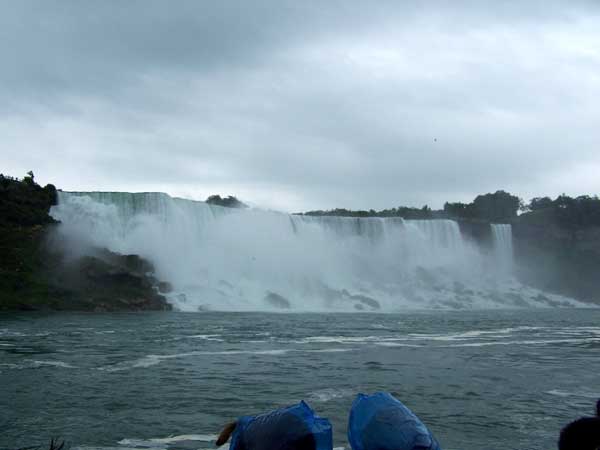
[49,192,579,311]
[1,310,599,450]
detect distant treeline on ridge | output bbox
[301,190,600,228]
[2,172,600,229]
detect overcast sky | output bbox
[1,1,599,211]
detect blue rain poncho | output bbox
[229,401,332,450]
[348,392,442,450]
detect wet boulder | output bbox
[264,291,291,309]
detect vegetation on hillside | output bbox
[444,190,521,222]
[302,190,523,223]
[0,173,171,311]
[522,194,600,228]
[302,205,439,220]
[0,172,57,227]
[206,194,248,208]
[302,190,600,230]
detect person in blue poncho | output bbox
[214,394,599,450]
[215,393,439,450]
[215,401,332,450]
[348,392,442,450]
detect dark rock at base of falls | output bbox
[318,284,381,311]
[349,294,381,310]
[62,251,172,312]
[158,281,174,294]
[1,242,172,312]
[264,291,291,309]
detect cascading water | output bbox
[491,224,514,274]
[49,192,579,311]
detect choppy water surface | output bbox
[1,310,599,450]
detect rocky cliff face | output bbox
[0,174,171,311]
[455,213,600,305]
[512,216,600,304]
[42,248,173,312]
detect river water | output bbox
[2,310,599,450]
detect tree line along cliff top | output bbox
[0,172,57,228]
[2,172,600,308]
[301,190,600,228]
[2,172,599,228]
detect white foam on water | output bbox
[291,335,379,344]
[129,356,163,369]
[291,335,423,344]
[118,434,217,446]
[283,326,600,349]
[402,326,553,342]
[1,360,77,371]
[76,435,226,450]
[101,349,294,371]
[404,331,511,342]
[99,346,362,371]
[308,388,352,402]
[95,324,600,372]
[0,363,21,369]
[492,326,547,333]
[553,327,600,336]
[287,327,576,347]
[370,324,391,329]
[292,329,544,344]
[29,360,77,368]
[546,389,600,399]
[304,348,357,353]
[444,337,600,347]
[74,447,148,450]
[241,349,290,355]
[188,334,225,341]
[0,329,26,337]
[373,342,424,347]
[77,444,225,450]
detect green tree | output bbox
[471,190,520,222]
[23,170,35,186]
[206,194,248,209]
[443,202,472,219]
[528,197,553,211]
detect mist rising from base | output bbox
[49,192,580,311]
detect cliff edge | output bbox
[0,173,171,311]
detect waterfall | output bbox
[49,192,573,311]
[491,224,514,274]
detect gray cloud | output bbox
[1,1,599,211]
